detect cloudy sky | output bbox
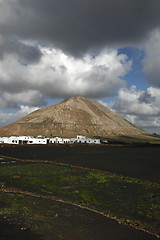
[0,0,160,134]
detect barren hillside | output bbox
[0,96,147,138]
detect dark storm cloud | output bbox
[1,0,160,56]
[142,29,160,88]
[0,36,42,63]
[138,92,155,104]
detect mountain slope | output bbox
[0,96,147,138]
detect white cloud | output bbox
[0,46,131,107]
[114,85,160,116]
[99,85,160,133]
[111,86,160,132]
[0,105,39,128]
[3,90,46,106]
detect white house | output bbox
[49,137,64,144]
[76,135,101,144]
[31,137,49,144]
[0,135,101,145]
[0,136,20,144]
[0,136,49,145]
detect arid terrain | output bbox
[0,96,149,138]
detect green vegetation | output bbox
[0,161,160,238]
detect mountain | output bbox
[0,96,147,138]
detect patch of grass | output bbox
[87,171,111,183]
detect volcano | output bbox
[0,96,147,138]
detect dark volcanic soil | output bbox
[0,217,43,240]
[0,205,158,240]
[0,144,160,239]
[0,144,160,183]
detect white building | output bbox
[76,135,101,144]
[49,137,63,144]
[0,135,101,145]
[0,136,49,145]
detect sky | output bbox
[0,0,160,134]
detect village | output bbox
[0,135,102,145]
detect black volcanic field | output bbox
[0,144,160,240]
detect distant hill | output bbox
[0,96,149,138]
